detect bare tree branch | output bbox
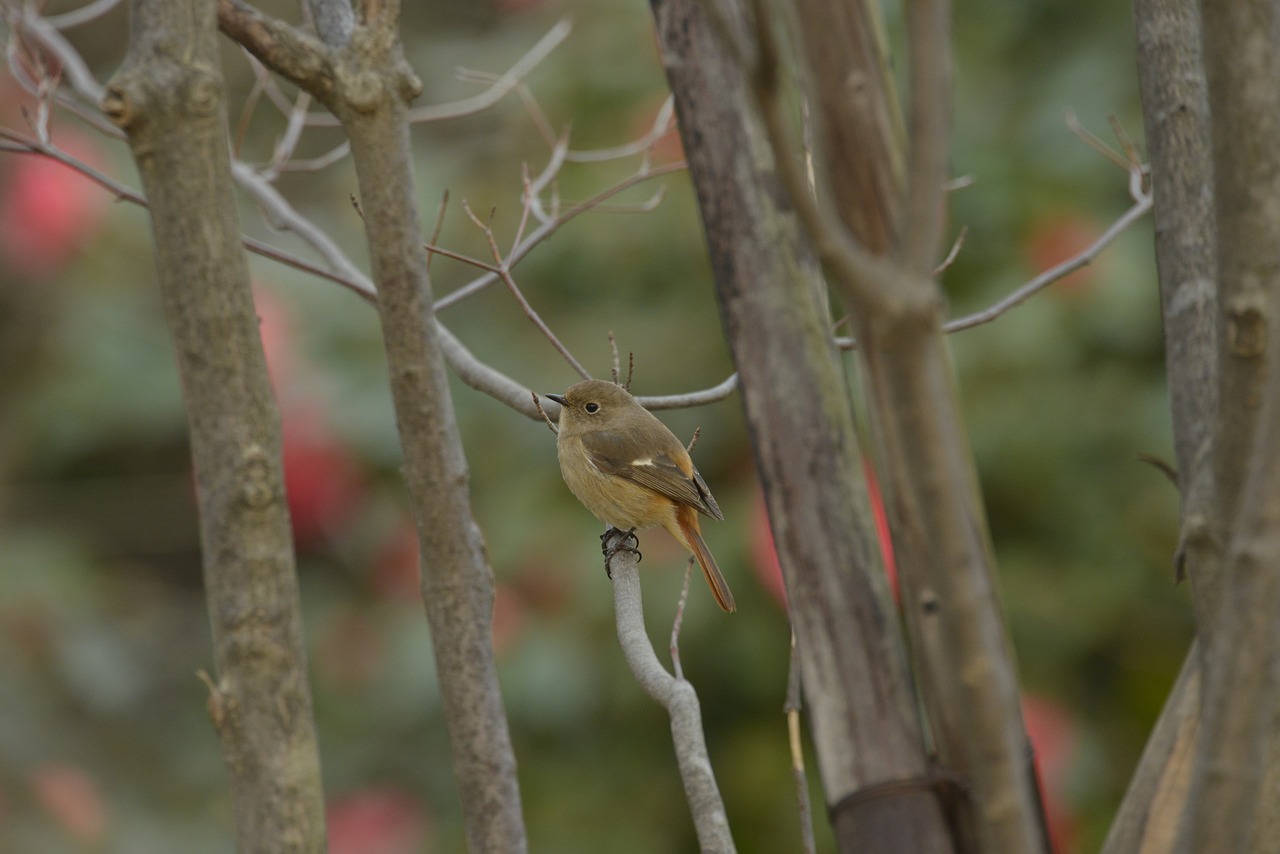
[407,19,571,123]
[938,176,1152,334]
[434,160,689,311]
[605,531,736,852]
[1102,0,1216,843]
[900,0,952,274]
[103,0,325,847]
[652,0,958,850]
[788,0,904,258]
[1,116,736,420]
[1181,0,1280,849]
[748,0,914,314]
[216,0,336,99]
[775,0,1048,847]
[9,4,108,104]
[786,634,818,854]
[459,199,592,379]
[46,0,124,29]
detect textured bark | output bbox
[651,1,956,851]
[1103,0,1214,848]
[1101,644,1199,854]
[1179,1,1280,848]
[1135,0,1218,607]
[221,4,529,849]
[792,0,904,256]
[104,1,326,850]
[791,0,1046,849]
[854,310,1044,854]
[329,27,530,854]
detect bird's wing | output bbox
[582,430,724,520]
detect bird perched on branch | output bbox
[546,379,735,612]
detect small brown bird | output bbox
[547,379,735,612]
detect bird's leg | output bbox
[600,526,642,578]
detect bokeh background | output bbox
[0,0,1190,851]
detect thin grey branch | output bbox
[232,160,370,285]
[826,172,1152,350]
[407,19,572,123]
[435,160,687,310]
[277,140,350,172]
[9,6,107,103]
[607,533,736,852]
[459,199,592,379]
[46,0,124,29]
[940,181,1153,334]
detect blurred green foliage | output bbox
[0,0,1189,851]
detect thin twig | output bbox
[1066,110,1132,172]
[1136,452,1179,488]
[10,7,107,103]
[460,77,678,168]
[0,127,734,417]
[426,190,450,274]
[609,332,622,385]
[1109,114,1141,174]
[435,161,687,311]
[520,133,569,228]
[0,128,140,201]
[934,225,967,276]
[45,0,123,29]
[786,633,818,854]
[224,17,571,129]
[569,96,676,164]
[406,19,572,124]
[261,89,313,180]
[423,243,501,273]
[669,558,694,681]
[583,187,669,214]
[233,68,268,159]
[831,172,1153,347]
[235,161,369,285]
[939,181,1151,335]
[277,141,350,172]
[460,199,592,379]
[686,426,702,454]
[531,391,558,434]
[515,163,538,252]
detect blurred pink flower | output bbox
[0,132,108,280]
[29,762,108,845]
[327,787,430,854]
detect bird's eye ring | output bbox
[585,402,600,414]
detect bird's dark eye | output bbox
[585,402,600,414]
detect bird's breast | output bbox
[557,436,673,530]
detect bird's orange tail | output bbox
[673,507,736,612]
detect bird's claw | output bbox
[600,527,641,578]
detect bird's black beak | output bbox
[545,393,567,406]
